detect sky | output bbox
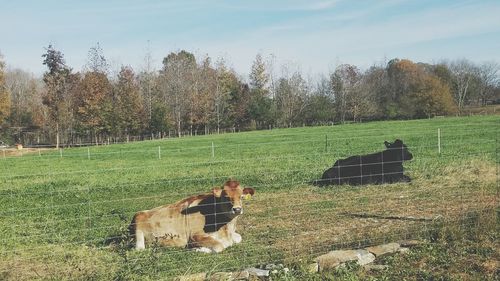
[1,0,500,78]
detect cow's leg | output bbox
[195,247,214,253]
[190,234,225,253]
[232,232,242,244]
[135,230,145,250]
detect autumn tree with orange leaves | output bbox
[74,43,112,143]
[385,59,457,118]
[112,66,144,140]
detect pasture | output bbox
[0,115,498,280]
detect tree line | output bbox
[0,44,499,147]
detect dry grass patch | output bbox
[239,159,497,261]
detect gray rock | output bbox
[365,243,401,257]
[246,267,270,277]
[264,263,283,270]
[316,249,375,271]
[264,264,275,270]
[265,263,284,270]
[355,249,376,266]
[317,250,358,270]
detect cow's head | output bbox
[212,180,255,216]
[384,139,413,161]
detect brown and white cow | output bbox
[129,180,255,253]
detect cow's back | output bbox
[130,199,206,248]
[324,152,385,185]
[335,156,363,184]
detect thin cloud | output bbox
[218,0,339,12]
[294,0,339,11]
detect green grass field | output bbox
[0,115,498,280]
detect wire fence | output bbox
[0,118,498,280]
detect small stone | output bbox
[283,267,289,274]
[174,272,206,281]
[265,264,275,270]
[366,243,400,257]
[246,267,270,277]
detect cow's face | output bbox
[384,139,413,161]
[212,180,255,216]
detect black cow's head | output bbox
[384,139,413,161]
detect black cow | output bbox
[314,139,413,186]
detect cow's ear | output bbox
[243,187,255,197]
[384,141,391,148]
[212,188,223,198]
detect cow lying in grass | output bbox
[315,139,413,186]
[129,180,255,253]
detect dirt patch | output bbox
[1,147,53,157]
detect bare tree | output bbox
[5,68,44,128]
[349,78,377,122]
[275,66,309,127]
[331,64,361,123]
[139,42,157,134]
[266,53,277,100]
[86,42,109,74]
[211,58,236,134]
[449,59,477,111]
[476,61,499,105]
[362,65,388,119]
